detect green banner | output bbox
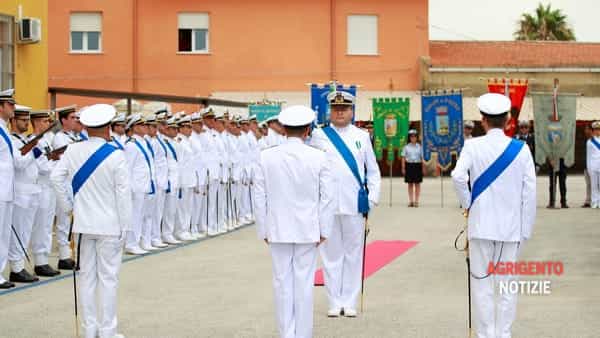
[532,93,576,170]
[373,97,410,162]
[249,104,281,123]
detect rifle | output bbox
[47,145,68,160]
[19,121,58,155]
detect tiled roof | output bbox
[429,40,600,68]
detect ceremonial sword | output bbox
[10,224,36,277]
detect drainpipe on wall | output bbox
[132,0,138,92]
[330,0,336,81]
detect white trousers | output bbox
[31,185,56,265]
[162,192,178,240]
[196,186,208,233]
[320,214,365,310]
[218,183,227,230]
[240,183,252,220]
[0,201,14,284]
[590,170,600,207]
[151,189,167,243]
[207,180,219,233]
[56,205,72,260]
[9,198,39,272]
[270,243,317,338]
[126,192,146,250]
[77,234,123,338]
[190,189,207,234]
[584,169,591,205]
[141,193,155,248]
[469,239,521,338]
[175,188,193,236]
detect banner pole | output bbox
[440,167,444,208]
[388,138,393,207]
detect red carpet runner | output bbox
[314,240,419,286]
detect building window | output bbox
[347,15,378,56]
[70,12,102,53]
[0,14,14,90]
[178,13,209,53]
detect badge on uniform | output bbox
[356,141,361,150]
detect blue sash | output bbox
[0,127,13,158]
[79,132,88,141]
[591,137,600,151]
[165,140,178,161]
[156,136,171,193]
[322,126,369,214]
[111,136,124,150]
[71,143,117,197]
[165,139,180,198]
[157,136,169,157]
[133,139,156,195]
[470,139,524,206]
[145,139,155,158]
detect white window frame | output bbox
[69,13,102,54]
[0,14,14,90]
[347,14,379,56]
[177,13,210,54]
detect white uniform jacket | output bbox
[451,129,537,242]
[51,137,132,236]
[124,134,154,194]
[310,124,381,215]
[0,120,15,202]
[254,137,334,243]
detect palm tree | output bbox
[514,3,575,41]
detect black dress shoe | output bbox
[0,281,15,289]
[58,258,75,270]
[582,203,591,208]
[35,264,61,277]
[561,203,569,209]
[9,269,39,283]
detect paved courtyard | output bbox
[0,175,598,337]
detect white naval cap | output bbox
[126,113,143,130]
[265,114,279,123]
[278,105,316,127]
[327,91,355,106]
[591,121,600,130]
[79,104,116,128]
[477,93,511,116]
[464,120,475,128]
[518,120,530,127]
[112,112,126,124]
[178,114,192,125]
[166,116,178,127]
[144,113,157,124]
[14,104,32,116]
[408,129,418,135]
[202,107,216,118]
[191,112,202,122]
[0,88,16,104]
[248,114,257,121]
[214,110,225,120]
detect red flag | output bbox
[487,79,529,137]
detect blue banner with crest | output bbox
[310,83,357,125]
[421,93,464,170]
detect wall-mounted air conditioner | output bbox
[17,18,41,44]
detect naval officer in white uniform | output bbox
[587,121,600,208]
[0,89,16,289]
[309,91,381,317]
[255,105,334,338]
[51,104,131,338]
[452,93,536,338]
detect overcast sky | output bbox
[429,0,600,42]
